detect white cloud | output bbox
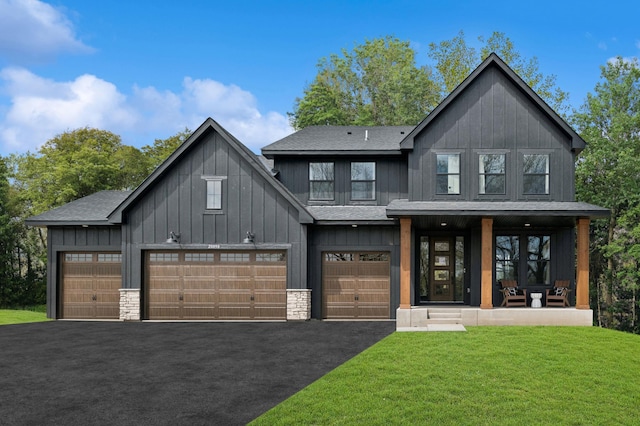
[0,0,92,62]
[0,68,293,154]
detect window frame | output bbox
[309,162,335,201]
[523,154,550,195]
[479,153,506,195]
[435,153,461,195]
[495,233,552,287]
[350,161,376,201]
[202,175,227,212]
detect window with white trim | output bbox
[202,176,226,210]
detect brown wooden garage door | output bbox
[322,252,390,319]
[146,251,286,320]
[61,252,121,319]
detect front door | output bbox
[430,237,455,301]
[419,235,465,303]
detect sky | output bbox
[0,0,639,156]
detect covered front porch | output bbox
[387,200,610,327]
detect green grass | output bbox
[0,307,50,325]
[252,327,640,425]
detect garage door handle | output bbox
[179,295,184,301]
[92,295,97,301]
[354,295,359,301]
[250,295,255,301]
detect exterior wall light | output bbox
[166,231,181,243]
[243,231,255,244]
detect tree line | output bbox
[1,31,639,334]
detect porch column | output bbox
[481,217,493,309]
[400,217,411,309]
[576,217,590,309]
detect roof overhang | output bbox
[386,200,610,219]
[24,220,116,228]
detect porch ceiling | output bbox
[386,199,609,230]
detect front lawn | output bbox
[0,308,49,325]
[252,327,640,425]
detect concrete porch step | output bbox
[428,312,462,319]
[425,317,463,324]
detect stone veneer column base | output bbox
[286,289,311,320]
[119,289,141,321]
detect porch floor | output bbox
[396,306,593,328]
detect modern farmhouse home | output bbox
[27,54,609,326]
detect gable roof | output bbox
[108,118,314,224]
[399,53,586,153]
[262,125,414,157]
[25,190,132,226]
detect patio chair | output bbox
[546,280,572,307]
[499,280,527,307]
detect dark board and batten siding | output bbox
[309,225,400,319]
[410,64,576,203]
[122,129,307,292]
[275,156,408,206]
[46,226,122,318]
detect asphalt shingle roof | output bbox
[262,126,415,155]
[26,190,132,226]
[306,205,393,222]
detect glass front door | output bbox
[419,235,465,303]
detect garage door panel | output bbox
[61,252,121,320]
[146,251,286,320]
[323,251,390,319]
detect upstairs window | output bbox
[206,179,223,210]
[523,154,549,194]
[309,162,334,200]
[436,154,460,194]
[479,154,506,194]
[351,162,376,200]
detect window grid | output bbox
[256,253,286,262]
[149,253,179,262]
[309,162,335,200]
[351,162,376,200]
[325,253,354,262]
[206,179,222,210]
[65,253,93,262]
[184,253,214,262]
[436,154,460,194]
[523,154,550,195]
[220,253,250,262]
[479,154,506,194]
[97,253,122,262]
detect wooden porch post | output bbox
[576,217,590,309]
[400,217,411,309]
[481,217,494,309]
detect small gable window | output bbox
[479,154,506,194]
[309,162,334,200]
[351,162,376,200]
[202,176,226,210]
[436,154,460,195]
[523,154,549,195]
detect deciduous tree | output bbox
[290,36,440,129]
[573,57,640,332]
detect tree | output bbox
[428,30,477,98]
[290,36,440,129]
[142,128,192,170]
[13,128,146,215]
[428,31,570,116]
[573,57,640,333]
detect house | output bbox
[27,54,609,326]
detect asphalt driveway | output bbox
[0,320,394,425]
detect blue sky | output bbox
[0,0,638,156]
